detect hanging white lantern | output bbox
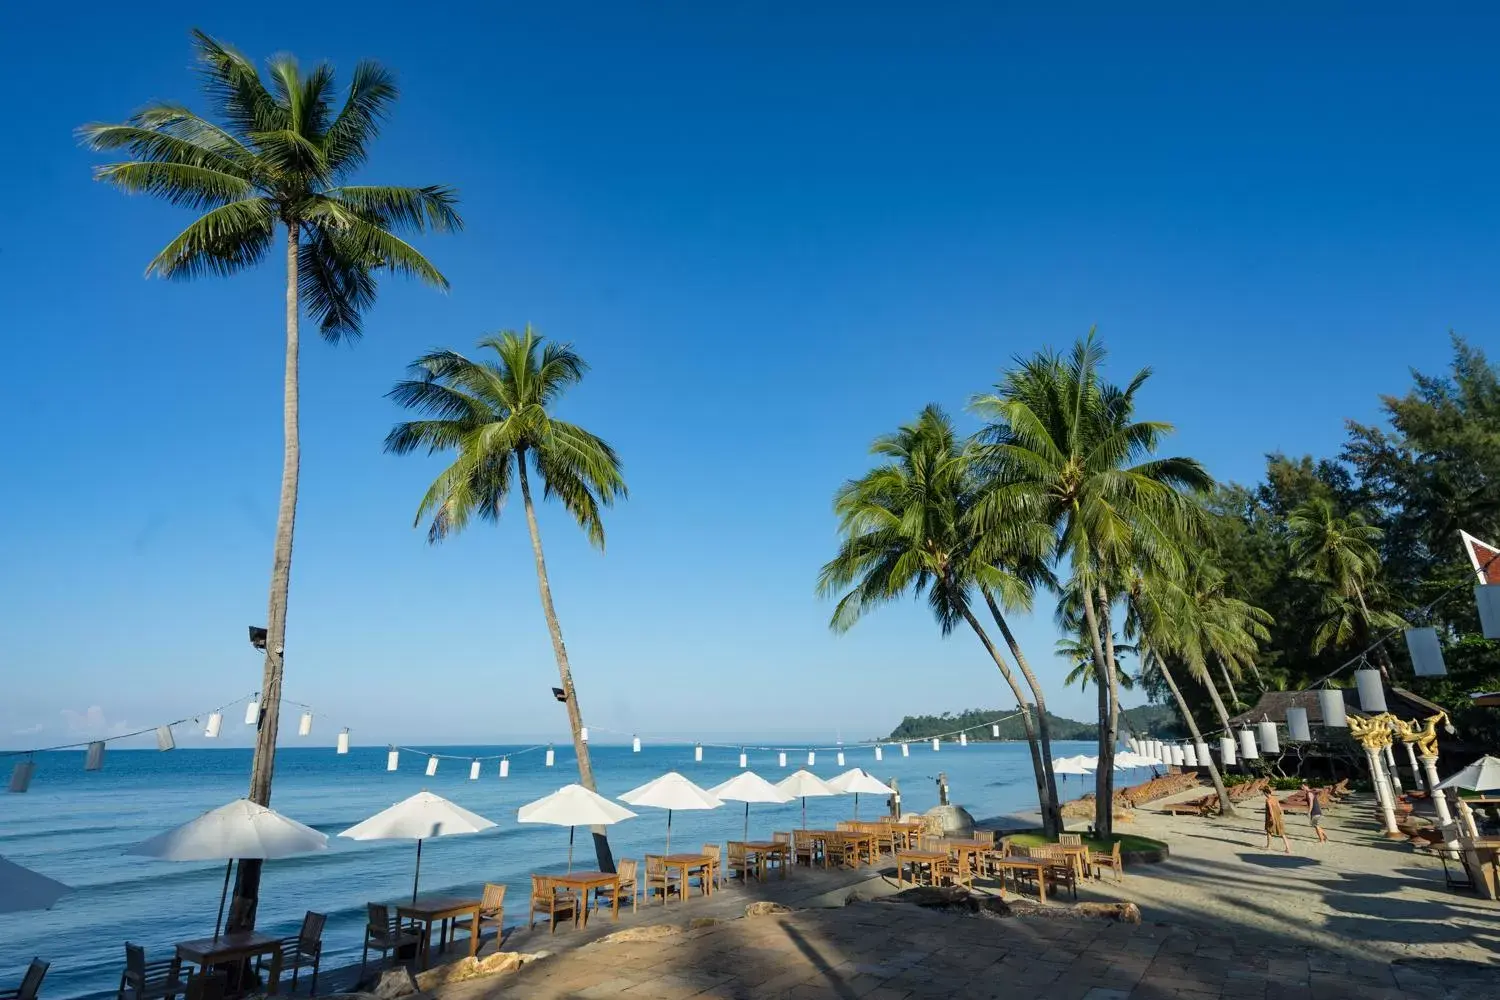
[1184,744,1199,767]
[1219,736,1237,766]
[9,760,35,793]
[875,745,883,761]
[778,751,787,767]
[931,738,940,752]
[632,735,641,753]
[386,748,399,771]
[834,751,843,766]
[1258,721,1281,754]
[499,758,510,778]
[1404,627,1446,677]
[695,743,703,762]
[155,726,176,752]
[85,741,106,771]
[1355,669,1387,713]
[992,724,1000,738]
[1476,584,1500,639]
[545,747,555,767]
[1318,689,1348,728]
[739,751,748,768]
[901,743,910,757]
[1176,745,1188,765]
[244,700,260,726]
[807,750,816,766]
[1286,707,1312,742]
[959,732,968,747]
[204,712,223,739]
[580,727,589,744]
[425,756,439,776]
[337,729,350,754]
[298,711,313,737]
[469,760,481,781]
[1238,729,1260,760]
[1194,742,1211,766]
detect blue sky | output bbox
[2,5,1496,749]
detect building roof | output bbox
[1228,685,1449,727]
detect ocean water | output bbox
[0,740,1097,999]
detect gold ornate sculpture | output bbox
[1393,711,1448,758]
[1346,712,1398,750]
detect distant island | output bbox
[887,704,1186,742]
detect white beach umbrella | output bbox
[708,772,793,839]
[0,856,73,915]
[340,791,496,902]
[1114,751,1158,769]
[518,784,637,872]
[826,768,895,820]
[619,771,722,852]
[775,769,839,829]
[1437,755,1500,793]
[1050,755,1093,777]
[128,798,326,938]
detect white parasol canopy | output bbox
[340,791,496,902]
[619,772,722,852]
[1437,755,1500,792]
[775,769,840,829]
[826,768,895,820]
[1051,754,1094,776]
[518,784,637,872]
[1114,751,1160,769]
[0,856,73,915]
[708,771,793,839]
[128,798,326,937]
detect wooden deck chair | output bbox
[2,960,49,1000]
[361,904,420,976]
[595,859,638,914]
[478,883,507,944]
[528,875,579,933]
[643,855,682,904]
[118,945,185,1000]
[726,842,759,882]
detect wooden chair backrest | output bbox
[726,842,747,863]
[19,959,49,1000]
[616,859,638,886]
[835,821,854,831]
[702,844,721,862]
[529,875,552,902]
[365,903,391,935]
[481,882,506,914]
[1058,833,1082,847]
[124,944,147,980]
[772,831,791,846]
[299,911,326,950]
[644,854,666,877]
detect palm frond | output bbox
[91,161,251,210]
[326,186,462,234]
[145,198,276,280]
[324,61,398,175]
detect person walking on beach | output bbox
[1263,787,1292,854]
[1302,783,1329,844]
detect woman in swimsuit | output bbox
[1302,783,1329,843]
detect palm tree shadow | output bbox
[1236,853,1320,869]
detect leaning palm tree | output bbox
[79,31,459,930]
[386,329,624,871]
[818,406,1064,836]
[971,333,1211,838]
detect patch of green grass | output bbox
[1004,830,1166,853]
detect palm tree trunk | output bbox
[982,591,1063,837]
[1354,583,1395,677]
[228,225,301,934]
[517,454,614,873]
[1217,658,1242,709]
[1078,590,1115,839]
[1145,646,1235,817]
[1202,669,1236,738]
[956,604,1055,835]
[1096,586,1121,841]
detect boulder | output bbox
[687,917,722,929]
[744,901,793,917]
[592,924,682,945]
[923,804,976,837]
[370,968,418,1000]
[412,950,538,990]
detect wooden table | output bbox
[661,854,715,900]
[800,831,838,868]
[742,842,789,880]
[887,822,924,850]
[176,931,283,996]
[834,831,877,868]
[895,849,948,887]
[551,871,622,924]
[994,859,1050,902]
[397,896,481,968]
[1056,844,1091,879]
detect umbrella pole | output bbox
[568,827,575,874]
[214,859,233,940]
[801,797,807,830]
[412,839,423,906]
[743,802,749,841]
[854,792,860,821]
[666,810,673,854]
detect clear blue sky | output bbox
[2,5,1495,749]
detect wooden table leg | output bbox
[612,878,620,921]
[1037,869,1047,903]
[265,948,282,996]
[468,910,479,958]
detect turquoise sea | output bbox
[0,740,1106,999]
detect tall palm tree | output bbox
[1056,632,1136,692]
[971,333,1211,838]
[79,31,459,930]
[818,406,1064,836]
[386,329,624,871]
[1288,497,1402,665]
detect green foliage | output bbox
[887,703,1184,741]
[1005,831,1167,853]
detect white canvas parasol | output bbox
[619,772,722,852]
[518,784,636,872]
[339,791,495,902]
[708,772,793,839]
[128,799,326,937]
[1437,755,1500,792]
[0,856,73,915]
[826,768,895,820]
[1050,755,1093,776]
[775,770,839,829]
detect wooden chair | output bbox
[118,945,185,1000]
[478,883,507,944]
[726,842,759,882]
[361,904,420,976]
[1058,833,1082,847]
[1090,841,1123,882]
[528,876,579,933]
[771,832,792,871]
[595,859,638,914]
[937,852,975,890]
[2,960,48,1000]
[643,855,682,904]
[261,911,323,996]
[1032,846,1078,900]
[697,844,722,892]
[792,831,818,868]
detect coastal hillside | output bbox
[887,703,1186,742]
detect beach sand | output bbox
[409,790,1499,999]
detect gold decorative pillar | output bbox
[1348,713,1403,839]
